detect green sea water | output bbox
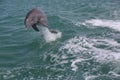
[0,0,120,80]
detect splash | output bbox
[40,27,62,42]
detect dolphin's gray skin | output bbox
[24,8,48,32]
[24,8,62,42]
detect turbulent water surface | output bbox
[0,0,120,80]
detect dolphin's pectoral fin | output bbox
[32,24,39,32]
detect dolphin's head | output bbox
[24,8,48,32]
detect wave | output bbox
[60,36,120,70]
[75,19,120,31]
[84,72,120,80]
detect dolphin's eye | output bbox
[30,18,34,24]
[38,18,40,21]
[31,16,35,21]
[38,16,41,21]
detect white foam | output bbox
[71,58,83,71]
[75,19,120,31]
[60,36,120,71]
[59,37,92,53]
[90,39,120,62]
[108,71,120,77]
[40,27,62,43]
[84,71,120,80]
[85,75,97,80]
[71,58,92,71]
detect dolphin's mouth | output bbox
[32,24,39,32]
[32,23,58,34]
[50,30,58,34]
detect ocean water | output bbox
[0,0,120,80]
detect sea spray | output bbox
[40,27,62,42]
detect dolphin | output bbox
[24,7,62,42]
[24,7,48,31]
